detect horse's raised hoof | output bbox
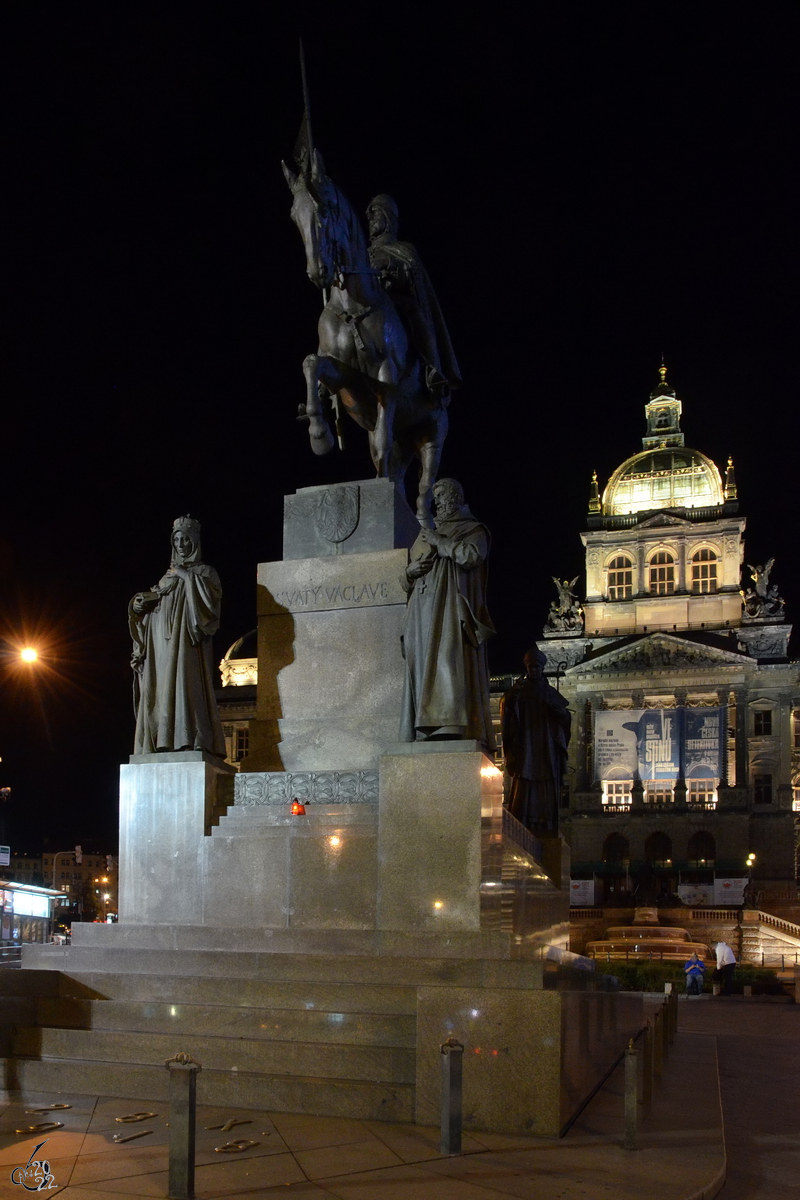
[310,426,335,455]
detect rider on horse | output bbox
[366,195,462,407]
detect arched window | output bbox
[649,551,675,595]
[607,555,633,601]
[691,548,718,594]
[603,833,630,864]
[645,832,672,866]
[687,831,715,866]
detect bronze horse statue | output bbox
[282,151,453,526]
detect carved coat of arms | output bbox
[315,486,360,543]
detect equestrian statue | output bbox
[282,123,460,526]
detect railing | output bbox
[690,909,740,920]
[569,908,605,919]
[756,911,800,940]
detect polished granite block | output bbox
[4,1059,414,1121]
[288,827,378,930]
[12,1026,416,1084]
[35,997,416,1046]
[52,972,418,1014]
[282,479,419,561]
[248,552,409,773]
[118,756,233,926]
[415,986,563,1136]
[377,747,499,933]
[560,989,643,1120]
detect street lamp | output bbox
[20,648,38,663]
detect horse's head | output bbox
[282,151,366,290]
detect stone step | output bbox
[52,971,418,1014]
[35,997,416,1047]
[11,1026,416,1084]
[1,1056,413,1121]
[24,942,543,983]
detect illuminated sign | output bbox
[12,892,50,919]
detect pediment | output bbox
[636,512,692,528]
[570,632,748,675]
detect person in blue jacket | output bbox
[684,951,706,996]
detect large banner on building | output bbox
[594,707,725,782]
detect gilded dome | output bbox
[603,447,724,517]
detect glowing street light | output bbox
[20,648,38,663]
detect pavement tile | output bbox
[0,1152,76,1197]
[362,1120,487,1163]
[313,1162,519,1199]
[295,1137,405,1179]
[71,1150,308,1197]
[266,1112,371,1152]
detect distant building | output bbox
[40,845,118,923]
[536,367,799,906]
[216,631,257,768]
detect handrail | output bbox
[756,910,800,939]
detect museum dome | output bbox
[603,446,724,516]
[598,365,726,518]
[219,630,257,687]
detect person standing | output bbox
[684,951,706,996]
[715,940,737,995]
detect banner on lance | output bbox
[594,707,726,783]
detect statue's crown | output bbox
[172,514,201,537]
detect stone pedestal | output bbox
[244,479,418,773]
[119,752,234,925]
[377,742,501,933]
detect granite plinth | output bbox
[245,549,409,772]
[283,478,420,560]
[377,746,500,933]
[118,753,233,925]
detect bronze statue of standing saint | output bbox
[400,479,495,747]
[129,516,226,757]
[500,649,572,834]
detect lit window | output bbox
[688,780,717,809]
[602,780,632,810]
[691,548,718,594]
[754,711,772,736]
[754,774,773,805]
[607,556,633,601]
[644,781,674,804]
[235,727,250,760]
[649,551,675,595]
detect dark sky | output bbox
[4,6,798,847]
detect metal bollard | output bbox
[641,1020,653,1105]
[653,1008,663,1077]
[624,1040,637,1150]
[440,1038,464,1156]
[164,1053,202,1200]
[661,998,670,1060]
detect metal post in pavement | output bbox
[440,1037,464,1156]
[653,1007,663,1077]
[165,1052,202,1199]
[624,1040,637,1150]
[641,1019,653,1105]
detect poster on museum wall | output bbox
[594,709,680,781]
[594,707,726,782]
[570,880,595,906]
[684,707,725,779]
[678,884,714,906]
[713,878,746,905]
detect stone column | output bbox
[733,687,748,797]
[716,689,731,795]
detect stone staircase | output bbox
[1,948,544,1123]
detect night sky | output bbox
[4,7,798,848]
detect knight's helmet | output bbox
[367,194,399,239]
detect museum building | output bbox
[538,368,800,905]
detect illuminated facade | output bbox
[540,368,800,905]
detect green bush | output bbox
[592,959,784,994]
